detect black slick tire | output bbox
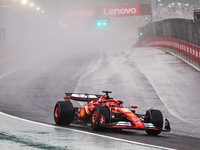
[145,109,163,135]
[54,101,74,125]
[90,105,110,131]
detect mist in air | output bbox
[0,1,142,71]
[0,0,144,120]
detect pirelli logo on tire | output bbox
[0,29,5,40]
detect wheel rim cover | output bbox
[55,106,59,119]
[92,111,97,125]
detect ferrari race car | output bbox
[54,91,170,135]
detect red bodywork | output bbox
[64,93,160,130]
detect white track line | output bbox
[0,67,20,78]
[0,112,175,150]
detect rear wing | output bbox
[65,93,102,102]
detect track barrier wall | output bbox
[145,19,200,46]
[146,37,200,68]
[141,18,200,68]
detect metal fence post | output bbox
[151,0,157,22]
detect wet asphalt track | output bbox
[0,47,200,150]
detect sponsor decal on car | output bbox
[128,113,134,116]
[144,123,155,128]
[120,108,131,112]
[98,96,102,102]
[80,108,85,118]
[116,121,132,126]
[71,94,97,99]
[100,115,105,125]
[85,106,91,115]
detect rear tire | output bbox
[90,105,110,131]
[145,109,163,135]
[54,101,74,125]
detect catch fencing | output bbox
[145,18,200,67]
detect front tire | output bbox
[145,109,163,135]
[54,101,74,125]
[90,105,110,131]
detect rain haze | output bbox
[1,0,200,121]
[1,0,199,83]
[0,0,143,68]
[1,1,200,150]
[0,0,148,121]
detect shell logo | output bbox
[80,108,85,118]
[128,114,134,116]
[85,106,91,115]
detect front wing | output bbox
[105,119,170,132]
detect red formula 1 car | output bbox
[54,91,170,135]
